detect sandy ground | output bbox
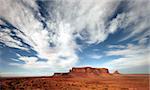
[0,74,149,90]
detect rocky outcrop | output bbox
[113,70,120,74]
[70,67,109,74]
[53,73,69,76]
[53,67,110,77]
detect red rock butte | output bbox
[53,67,111,77]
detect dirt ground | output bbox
[0,74,149,90]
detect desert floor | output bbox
[0,74,149,90]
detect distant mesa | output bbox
[71,67,109,74]
[113,70,120,74]
[52,73,69,77]
[53,67,118,77]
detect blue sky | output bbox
[0,0,150,76]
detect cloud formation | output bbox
[90,54,102,60]
[102,40,149,71]
[0,0,149,71]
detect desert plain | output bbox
[0,67,149,90]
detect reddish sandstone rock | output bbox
[70,67,109,74]
[53,73,70,77]
[113,70,120,74]
[70,67,94,73]
[95,68,109,74]
[53,67,110,77]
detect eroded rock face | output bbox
[113,70,120,74]
[53,73,69,77]
[70,67,109,74]
[53,67,110,77]
[53,73,67,76]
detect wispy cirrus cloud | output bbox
[118,0,150,42]
[0,0,149,73]
[102,40,150,71]
[108,45,126,49]
[90,54,102,60]
[0,0,121,70]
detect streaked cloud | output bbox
[108,45,126,49]
[102,40,149,71]
[0,0,149,75]
[0,0,121,70]
[90,54,102,60]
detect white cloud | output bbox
[101,53,149,73]
[19,56,38,65]
[102,41,150,71]
[0,29,28,50]
[108,13,126,33]
[0,0,120,70]
[0,0,150,72]
[90,54,102,60]
[106,44,148,57]
[119,0,150,41]
[108,45,126,49]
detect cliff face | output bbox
[113,70,120,74]
[70,67,109,74]
[53,73,69,76]
[53,67,110,77]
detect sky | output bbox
[0,0,150,77]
